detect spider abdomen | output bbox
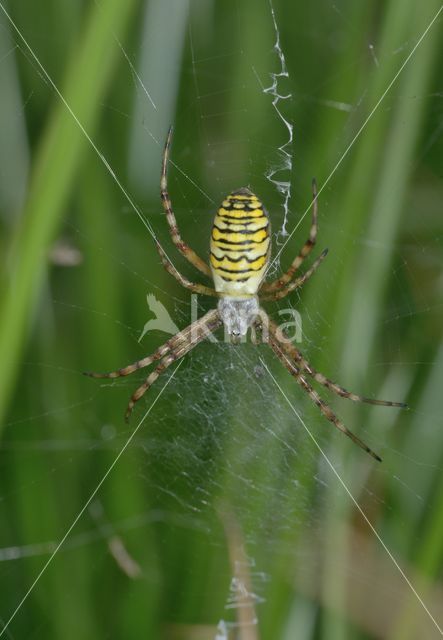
[210,188,271,295]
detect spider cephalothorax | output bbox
[85,127,406,461]
[217,296,260,342]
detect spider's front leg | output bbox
[84,314,209,380]
[125,308,222,420]
[85,309,222,421]
[266,319,407,409]
[266,330,384,461]
[254,308,406,462]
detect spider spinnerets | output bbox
[85,126,406,462]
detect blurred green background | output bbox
[1,0,443,638]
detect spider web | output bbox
[0,1,443,639]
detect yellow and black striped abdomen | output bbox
[210,188,271,295]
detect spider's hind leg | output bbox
[260,178,319,294]
[160,127,211,278]
[155,240,218,297]
[259,248,328,302]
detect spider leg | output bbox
[259,248,328,302]
[260,179,318,294]
[267,319,407,408]
[266,331,382,462]
[84,342,170,379]
[84,309,219,379]
[125,309,222,421]
[155,240,219,297]
[161,126,211,278]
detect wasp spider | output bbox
[85,127,406,461]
